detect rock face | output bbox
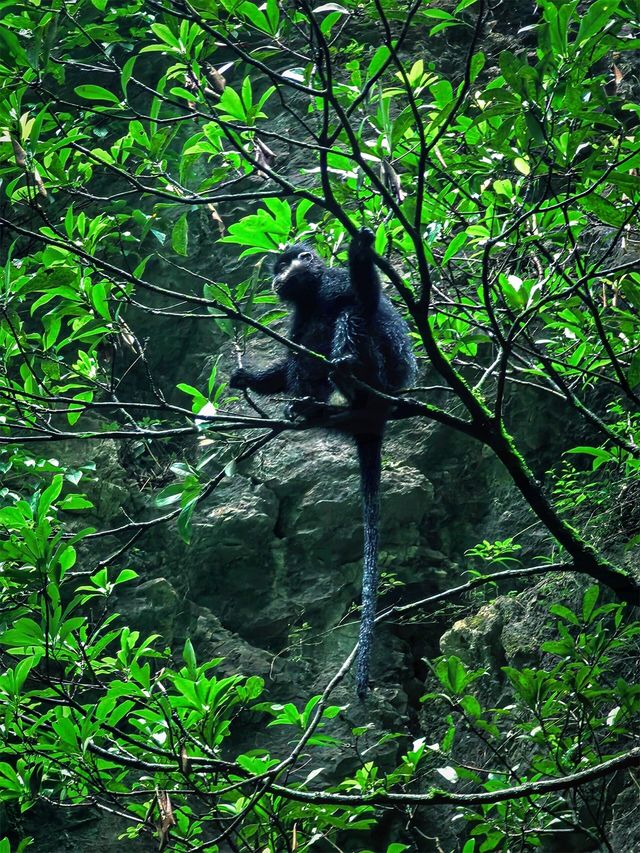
[125,419,448,699]
[77,355,554,706]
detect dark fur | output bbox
[230,229,416,699]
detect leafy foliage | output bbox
[425,587,640,851]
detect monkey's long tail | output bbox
[355,432,383,701]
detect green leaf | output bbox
[265,0,280,30]
[567,445,614,470]
[74,85,121,105]
[319,9,342,32]
[170,86,197,102]
[59,494,93,511]
[13,657,38,694]
[177,500,196,543]
[128,120,150,148]
[177,382,207,412]
[549,604,580,625]
[43,314,61,350]
[241,75,253,111]
[155,484,183,507]
[89,283,111,320]
[499,51,525,95]
[217,87,247,121]
[460,695,481,718]
[173,676,202,709]
[582,585,600,622]
[183,638,197,672]
[68,391,93,426]
[576,0,620,44]
[0,763,21,793]
[57,545,77,576]
[38,474,64,518]
[447,656,466,692]
[0,25,28,66]
[367,45,390,80]
[52,716,79,748]
[0,619,44,649]
[443,231,466,265]
[423,8,455,19]
[479,832,505,852]
[121,56,137,94]
[541,639,572,656]
[465,49,484,80]
[391,108,416,150]
[578,193,627,228]
[114,569,138,585]
[238,675,264,701]
[151,22,181,47]
[172,213,189,256]
[627,352,640,389]
[239,1,271,32]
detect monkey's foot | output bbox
[284,397,329,421]
[330,355,358,380]
[229,368,250,389]
[330,356,360,398]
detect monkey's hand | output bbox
[229,368,251,390]
[349,227,376,260]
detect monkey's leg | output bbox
[229,361,289,394]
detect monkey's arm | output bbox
[348,228,381,317]
[229,361,289,394]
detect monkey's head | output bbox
[272,244,324,303]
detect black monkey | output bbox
[230,228,416,699]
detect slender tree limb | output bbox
[268,748,640,807]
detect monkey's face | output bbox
[272,245,323,302]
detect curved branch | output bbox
[269,747,640,806]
